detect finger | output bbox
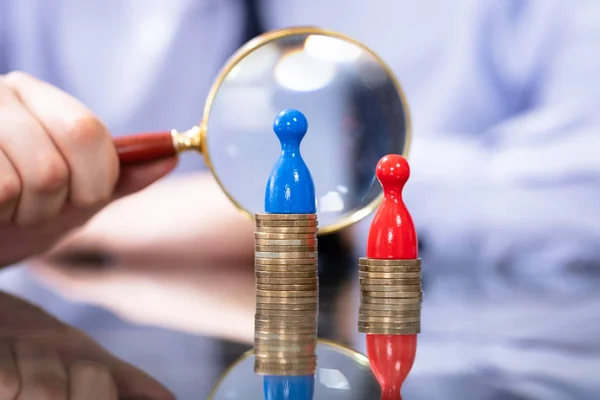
[114,158,178,198]
[69,362,117,400]
[3,72,119,208]
[0,343,20,399]
[14,340,68,400]
[19,264,175,399]
[0,150,21,223]
[0,84,69,227]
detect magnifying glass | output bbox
[113,27,411,234]
[208,339,380,399]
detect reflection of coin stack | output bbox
[358,258,422,334]
[253,213,319,376]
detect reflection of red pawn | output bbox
[365,155,418,400]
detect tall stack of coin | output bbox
[358,258,422,334]
[254,213,319,376]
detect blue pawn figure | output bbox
[265,109,316,214]
[262,108,316,399]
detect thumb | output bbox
[114,157,179,198]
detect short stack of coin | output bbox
[358,258,422,334]
[253,213,319,376]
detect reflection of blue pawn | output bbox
[264,376,314,400]
[265,109,316,214]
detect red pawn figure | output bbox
[366,155,418,400]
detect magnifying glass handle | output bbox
[113,131,176,165]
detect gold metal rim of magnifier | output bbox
[206,338,370,399]
[185,26,412,235]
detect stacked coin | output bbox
[358,258,422,335]
[254,213,319,376]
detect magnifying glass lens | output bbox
[210,341,379,399]
[205,33,408,230]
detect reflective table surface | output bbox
[206,233,600,400]
[3,229,598,400]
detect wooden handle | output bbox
[113,132,176,165]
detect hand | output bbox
[29,173,257,342]
[0,72,177,267]
[0,291,174,399]
[0,341,117,400]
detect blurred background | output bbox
[1,0,599,399]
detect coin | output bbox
[254,329,317,337]
[256,296,318,305]
[254,321,317,330]
[359,271,421,279]
[254,352,316,361]
[255,245,317,253]
[358,321,421,330]
[359,302,421,311]
[255,271,318,279]
[256,284,318,292]
[256,277,318,285]
[254,368,317,376]
[361,290,422,298]
[255,251,318,259]
[359,277,421,286]
[254,345,316,355]
[256,220,317,227]
[254,326,317,335]
[255,266,317,274]
[255,360,317,367]
[255,258,317,266]
[359,266,421,274]
[256,308,318,317]
[254,356,316,366]
[255,335,316,343]
[254,332,318,340]
[254,350,316,360]
[254,358,317,367]
[254,358,318,366]
[255,317,318,325]
[361,296,422,304]
[255,313,318,321]
[360,284,421,292]
[254,328,317,336]
[358,315,421,323]
[254,316,318,323]
[254,238,318,246]
[256,303,318,312]
[359,258,421,266]
[254,356,317,366]
[358,326,421,335]
[257,226,318,234]
[256,289,318,297]
[254,232,317,240]
[255,368,317,375]
[256,268,317,275]
[254,362,317,369]
[254,339,316,348]
[255,213,317,221]
[255,317,318,326]
[254,362,317,374]
[359,309,420,317]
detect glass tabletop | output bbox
[6,228,596,400]
[201,232,600,400]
